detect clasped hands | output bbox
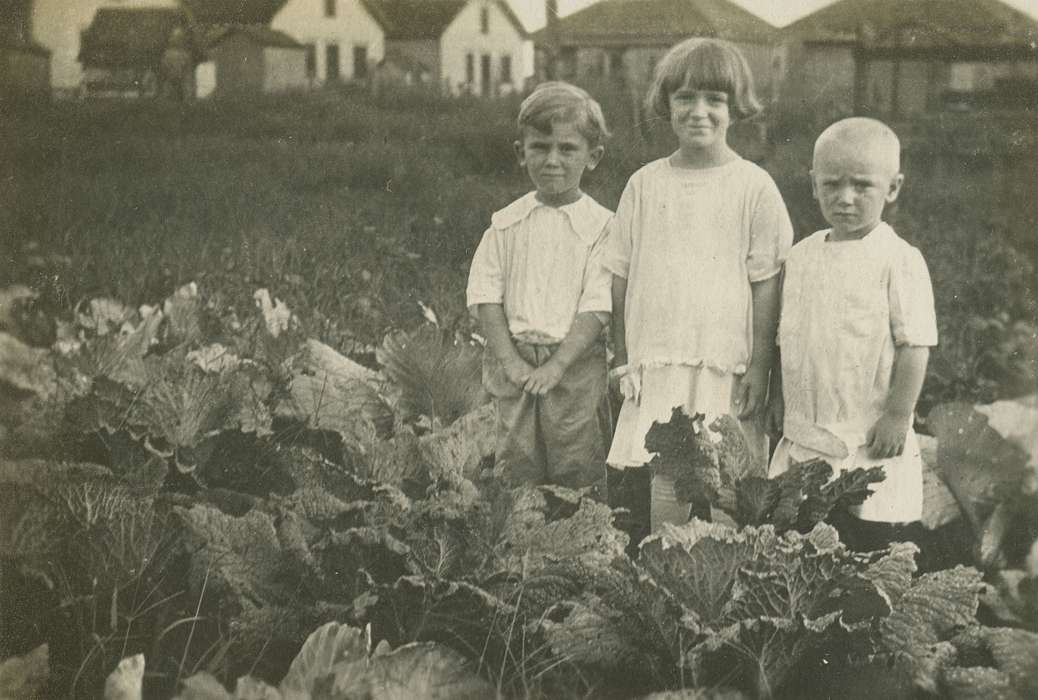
[503,357,565,396]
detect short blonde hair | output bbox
[645,38,761,121]
[813,117,902,176]
[517,81,610,147]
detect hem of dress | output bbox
[630,357,748,375]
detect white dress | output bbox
[769,222,938,523]
[602,156,794,529]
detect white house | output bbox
[32,0,531,94]
[271,0,384,83]
[363,0,530,95]
[33,0,176,93]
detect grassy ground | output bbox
[3,87,1036,400]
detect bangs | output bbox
[660,43,741,99]
[645,38,761,121]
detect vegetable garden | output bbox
[2,91,1037,699]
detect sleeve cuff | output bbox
[747,266,782,283]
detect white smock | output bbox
[770,222,938,523]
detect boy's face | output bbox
[515,121,603,207]
[812,141,904,240]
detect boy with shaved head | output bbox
[766,117,938,550]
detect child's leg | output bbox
[828,507,921,554]
[541,342,610,501]
[608,465,651,558]
[650,473,692,529]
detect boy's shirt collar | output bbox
[491,191,611,245]
[821,220,894,245]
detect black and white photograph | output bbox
[2,0,1037,697]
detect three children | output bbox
[467,42,936,550]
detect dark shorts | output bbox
[483,339,610,501]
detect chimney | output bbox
[545,0,559,79]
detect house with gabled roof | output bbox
[33,0,178,94]
[180,0,309,95]
[199,24,308,95]
[363,0,529,95]
[1,0,51,100]
[780,0,1038,117]
[532,0,780,100]
[78,5,204,97]
[268,0,384,83]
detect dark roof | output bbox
[784,0,1038,49]
[180,0,288,25]
[79,7,201,68]
[533,0,777,46]
[362,0,526,40]
[206,24,303,48]
[378,48,431,73]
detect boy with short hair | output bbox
[767,117,938,548]
[466,81,613,500]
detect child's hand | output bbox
[866,412,910,459]
[609,364,640,404]
[764,395,784,439]
[504,358,535,388]
[734,364,768,419]
[524,362,565,395]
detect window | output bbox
[304,43,316,78]
[465,53,474,85]
[353,45,368,80]
[324,0,335,17]
[481,53,491,96]
[609,49,623,76]
[480,6,489,34]
[500,55,512,84]
[326,43,340,81]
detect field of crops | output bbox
[1,90,1037,699]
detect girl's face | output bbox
[668,86,731,156]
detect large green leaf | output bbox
[103,654,143,700]
[544,521,910,695]
[0,644,48,700]
[939,626,1038,700]
[496,485,628,574]
[280,622,369,699]
[70,350,273,474]
[642,408,883,532]
[177,623,491,700]
[276,339,393,446]
[376,325,485,425]
[175,504,289,613]
[353,641,494,699]
[927,403,1030,531]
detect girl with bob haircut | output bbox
[604,37,792,534]
[645,37,761,122]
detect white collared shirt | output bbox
[466,191,613,344]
